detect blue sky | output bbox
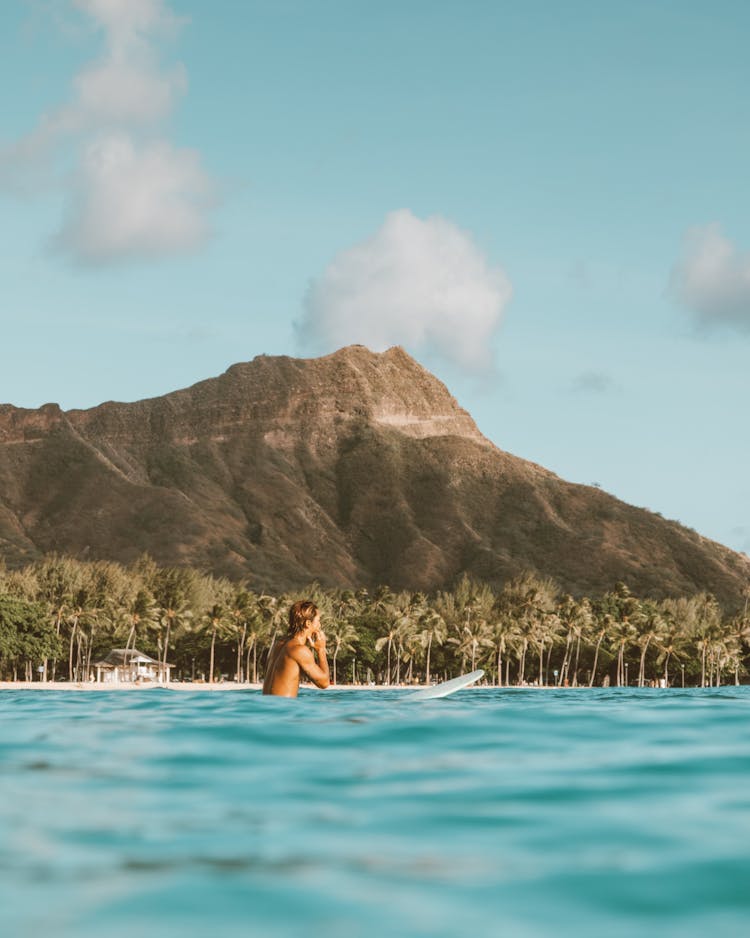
[1,0,749,557]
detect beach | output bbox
[0,680,436,691]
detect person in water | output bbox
[262,599,330,697]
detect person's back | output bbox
[262,600,330,697]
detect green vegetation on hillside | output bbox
[0,556,748,687]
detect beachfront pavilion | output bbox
[94,649,173,684]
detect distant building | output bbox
[94,649,173,684]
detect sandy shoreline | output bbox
[0,680,518,692]
[0,681,555,692]
[0,680,435,691]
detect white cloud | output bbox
[0,0,212,263]
[55,134,212,263]
[299,210,512,370]
[73,0,184,55]
[670,224,750,331]
[73,58,187,125]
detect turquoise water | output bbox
[1,687,750,937]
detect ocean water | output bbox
[1,687,749,938]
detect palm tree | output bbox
[327,619,358,685]
[556,594,578,685]
[728,611,750,685]
[228,589,255,683]
[688,594,722,686]
[257,592,290,677]
[445,582,493,676]
[114,589,158,679]
[32,555,83,681]
[374,590,416,684]
[437,576,496,677]
[710,617,740,687]
[654,604,687,686]
[486,605,518,686]
[158,601,192,681]
[500,573,558,685]
[570,598,595,686]
[556,595,592,686]
[66,581,104,682]
[448,617,491,673]
[204,603,230,684]
[634,601,666,687]
[588,612,611,687]
[328,589,364,682]
[244,605,270,684]
[417,606,447,685]
[602,583,640,687]
[150,566,205,680]
[609,617,637,687]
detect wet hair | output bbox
[288,600,318,636]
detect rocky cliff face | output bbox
[1,345,747,605]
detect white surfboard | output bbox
[405,669,485,701]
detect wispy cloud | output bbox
[570,371,615,394]
[0,0,213,264]
[297,210,512,371]
[670,224,750,332]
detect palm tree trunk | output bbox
[162,620,172,677]
[560,633,572,684]
[518,639,527,685]
[124,621,136,674]
[638,636,652,687]
[538,641,544,686]
[238,624,246,682]
[425,633,432,684]
[51,609,64,682]
[545,643,554,686]
[68,621,77,681]
[333,648,339,685]
[573,635,582,686]
[209,625,217,683]
[590,633,604,687]
[75,631,83,682]
[86,626,95,680]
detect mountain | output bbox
[0,345,747,606]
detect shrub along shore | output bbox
[1,555,748,688]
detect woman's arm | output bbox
[290,638,330,688]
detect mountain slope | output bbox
[0,345,747,605]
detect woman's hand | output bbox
[311,628,327,650]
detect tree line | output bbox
[0,555,748,687]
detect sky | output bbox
[1,0,749,556]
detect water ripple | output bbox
[1,687,750,937]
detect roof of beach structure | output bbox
[95,648,172,667]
